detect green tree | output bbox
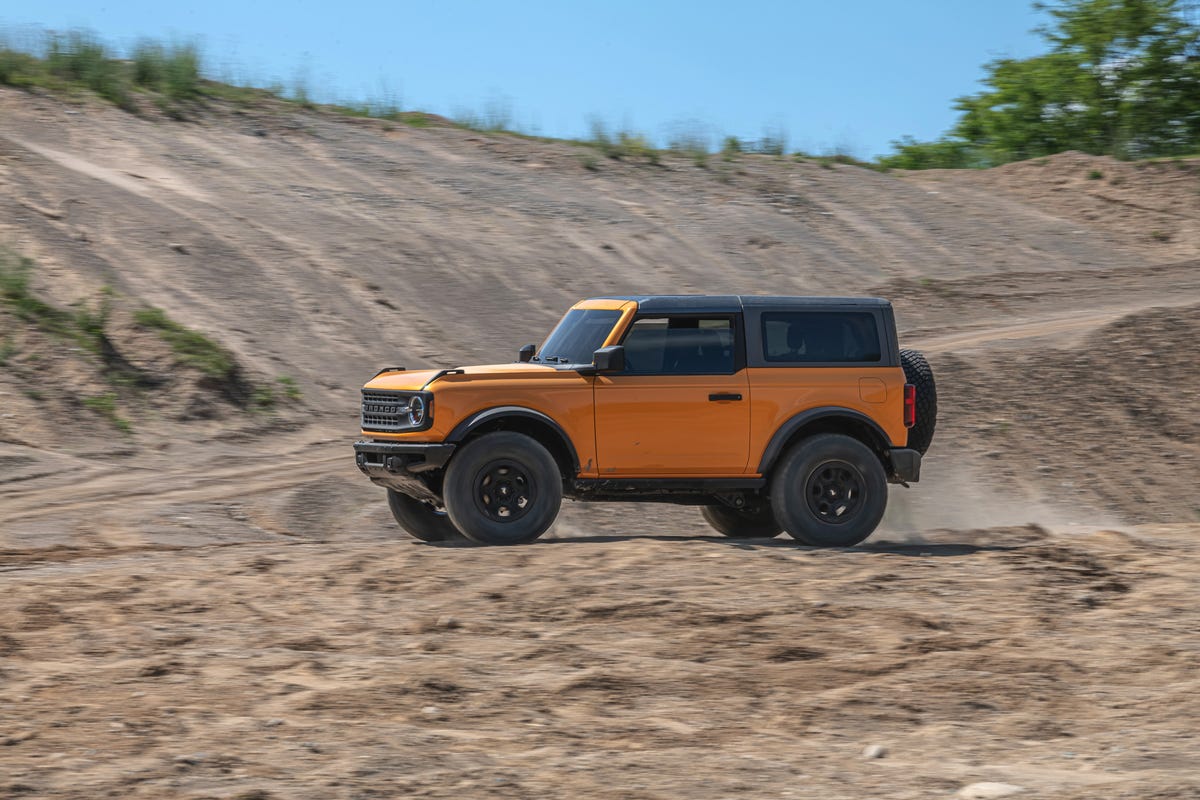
[881,0,1200,168]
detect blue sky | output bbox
[3,1,1046,157]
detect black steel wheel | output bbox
[472,459,537,523]
[770,433,887,547]
[444,432,562,545]
[700,504,782,538]
[804,461,866,524]
[386,489,460,542]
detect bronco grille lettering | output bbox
[361,390,415,432]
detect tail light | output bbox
[903,384,916,428]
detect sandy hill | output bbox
[3,88,1200,800]
[2,87,1197,527]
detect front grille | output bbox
[361,390,412,432]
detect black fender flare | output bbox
[757,407,892,474]
[446,406,581,473]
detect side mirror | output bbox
[592,345,625,372]
[518,344,535,363]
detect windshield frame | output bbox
[535,308,623,367]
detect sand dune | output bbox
[2,88,1199,799]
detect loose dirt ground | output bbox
[2,89,1200,798]
[2,524,1200,799]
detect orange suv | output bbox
[354,296,936,546]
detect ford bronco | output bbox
[354,296,936,546]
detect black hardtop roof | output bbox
[594,295,892,313]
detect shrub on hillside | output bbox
[46,31,132,109]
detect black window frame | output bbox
[615,313,745,376]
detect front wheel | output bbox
[769,433,887,547]
[443,432,562,545]
[700,504,782,538]
[387,489,460,542]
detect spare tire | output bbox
[900,348,937,455]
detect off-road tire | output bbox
[899,348,937,455]
[700,504,782,538]
[443,432,562,545]
[386,489,460,542]
[770,433,887,547]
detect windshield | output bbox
[536,309,622,365]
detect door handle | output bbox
[709,393,743,402]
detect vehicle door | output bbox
[593,314,750,476]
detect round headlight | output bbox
[408,395,426,426]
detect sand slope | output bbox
[2,89,1200,799]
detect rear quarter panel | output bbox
[747,366,909,468]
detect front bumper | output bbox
[353,440,455,502]
[887,448,922,484]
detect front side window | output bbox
[537,309,622,365]
[621,316,735,374]
[762,311,881,363]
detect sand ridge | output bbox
[2,89,1200,798]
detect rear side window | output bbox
[622,317,735,374]
[761,312,881,363]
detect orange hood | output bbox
[364,362,560,392]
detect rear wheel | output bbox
[770,433,887,547]
[386,489,460,542]
[443,432,562,545]
[700,504,782,538]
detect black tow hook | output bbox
[385,456,407,473]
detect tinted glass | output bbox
[537,309,621,365]
[762,312,881,363]
[622,317,735,374]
